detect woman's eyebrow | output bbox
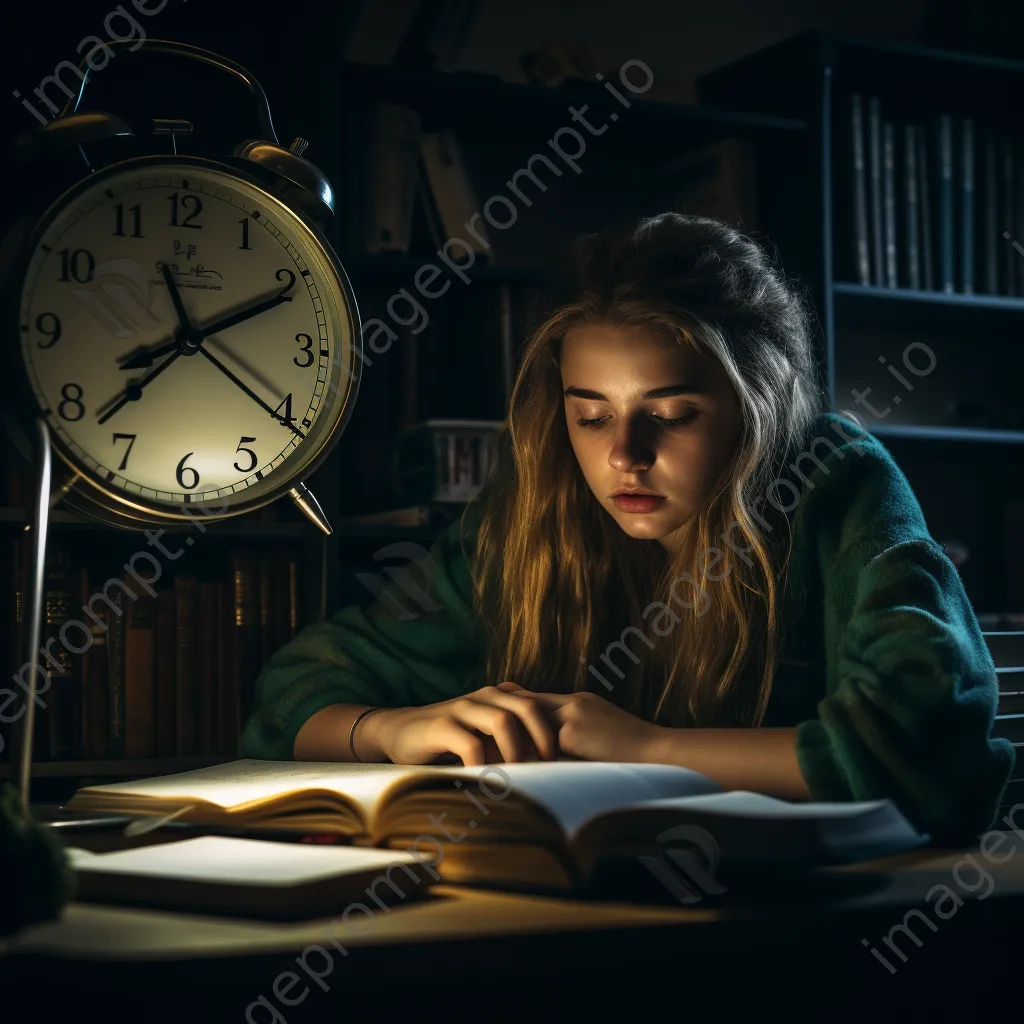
[563,384,707,400]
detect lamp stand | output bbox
[18,416,52,820]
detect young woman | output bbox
[241,212,1014,844]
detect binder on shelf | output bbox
[1000,130,1016,297]
[903,121,921,291]
[959,116,975,295]
[867,97,884,287]
[850,94,871,287]
[915,123,935,292]
[363,104,422,254]
[419,130,491,260]
[882,120,898,289]
[1015,135,1024,297]
[936,113,955,294]
[982,122,999,295]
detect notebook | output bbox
[67,836,433,919]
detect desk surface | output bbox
[3,836,1024,1021]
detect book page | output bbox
[632,791,894,820]
[68,837,423,886]
[613,791,924,849]
[425,761,723,837]
[72,759,438,819]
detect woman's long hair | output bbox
[465,212,825,728]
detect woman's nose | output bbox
[607,421,655,472]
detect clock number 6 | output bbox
[233,436,258,473]
[176,452,199,490]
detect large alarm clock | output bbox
[3,40,362,532]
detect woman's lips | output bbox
[612,494,666,514]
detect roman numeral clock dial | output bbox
[15,157,360,527]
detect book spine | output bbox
[232,553,261,729]
[258,553,273,670]
[288,555,299,641]
[1001,130,1016,296]
[420,130,491,258]
[867,97,884,287]
[44,547,79,761]
[1016,135,1024,297]
[78,566,93,760]
[82,577,109,761]
[272,549,294,654]
[106,582,127,760]
[882,120,898,288]
[364,104,422,254]
[217,578,240,757]
[938,114,955,294]
[155,588,176,757]
[174,575,199,756]
[198,581,219,757]
[961,116,975,295]
[916,124,935,291]
[124,591,156,758]
[983,122,999,294]
[904,122,920,290]
[851,94,871,287]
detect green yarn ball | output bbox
[0,783,75,938]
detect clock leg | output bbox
[48,470,81,512]
[289,481,333,536]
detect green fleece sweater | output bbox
[240,413,1015,843]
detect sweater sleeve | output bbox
[793,429,1015,844]
[239,508,485,761]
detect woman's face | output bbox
[561,321,743,549]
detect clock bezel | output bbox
[3,153,363,530]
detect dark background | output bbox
[4,0,1024,711]
[5,0,1024,612]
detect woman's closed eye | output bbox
[576,409,702,429]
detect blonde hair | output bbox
[466,213,824,728]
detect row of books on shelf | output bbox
[847,93,1024,296]
[357,103,490,261]
[1,542,301,763]
[355,102,758,265]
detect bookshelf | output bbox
[696,29,1024,616]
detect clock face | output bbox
[16,156,359,518]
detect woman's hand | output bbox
[496,683,664,763]
[359,685,559,766]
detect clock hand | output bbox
[119,337,178,370]
[97,349,183,425]
[119,293,290,370]
[162,262,193,331]
[197,293,289,338]
[197,345,306,440]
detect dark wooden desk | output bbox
[2,835,1023,1023]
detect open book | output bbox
[66,759,929,892]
